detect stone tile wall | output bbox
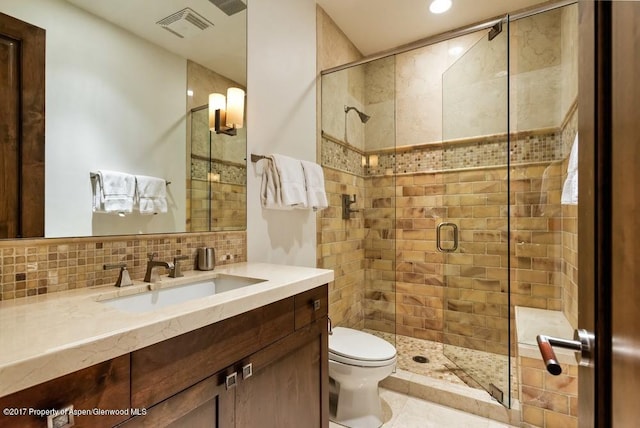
[318,168,366,329]
[519,356,578,428]
[0,232,246,301]
[322,107,579,350]
[363,175,397,333]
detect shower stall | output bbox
[320,1,578,411]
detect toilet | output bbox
[329,327,397,428]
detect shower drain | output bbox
[412,355,429,364]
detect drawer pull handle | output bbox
[47,404,75,428]
[313,299,321,311]
[225,372,238,390]
[242,363,253,379]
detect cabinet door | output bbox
[131,297,294,409]
[120,369,234,428]
[0,355,130,428]
[235,318,328,428]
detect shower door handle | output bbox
[436,222,458,252]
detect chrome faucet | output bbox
[144,253,174,283]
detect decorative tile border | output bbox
[321,103,578,177]
[191,157,246,185]
[0,231,246,301]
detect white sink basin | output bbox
[100,274,266,313]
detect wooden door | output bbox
[609,2,640,427]
[579,1,640,426]
[0,12,45,238]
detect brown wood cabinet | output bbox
[0,355,131,428]
[0,285,329,428]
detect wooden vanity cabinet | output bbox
[0,355,131,428]
[126,283,329,428]
[0,284,328,428]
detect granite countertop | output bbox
[0,262,334,398]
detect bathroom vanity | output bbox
[0,263,332,428]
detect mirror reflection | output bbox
[0,0,247,239]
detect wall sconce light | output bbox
[209,87,245,136]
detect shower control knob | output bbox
[536,329,595,375]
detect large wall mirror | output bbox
[0,0,247,239]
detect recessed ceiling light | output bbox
[429,0,452,14]
[448,46,464,57]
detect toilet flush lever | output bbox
[536,329,595,375]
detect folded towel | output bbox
[260,159,289,209]
[272,154,308,208]
[259,154,310,210]
[92,170,135,213]
[135,175,168,215]
[561,133,578,205]
[300,160,328,211]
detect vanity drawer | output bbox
[0,355,130,428]
[131,296,295,409]
[294,284,328,330]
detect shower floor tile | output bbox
[366,330,518,400]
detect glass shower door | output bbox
[440,19,511,406]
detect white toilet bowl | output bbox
[329,327,397,428]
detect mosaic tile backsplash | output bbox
[0,231,246,301]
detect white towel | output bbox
[260,159,288,209]
[262,154,308,209]
[561,133,578,205]
[301,160,328,211]
[92,170,135,213]
[135,175,168,215]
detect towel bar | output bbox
[89,172,171,185]
[250,154,268,163]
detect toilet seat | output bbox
[329,327,397,368]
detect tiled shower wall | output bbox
[317,5,366,328]
[318,168,366,329]
[321,105,578,354]
[0,232,246,301]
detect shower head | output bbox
[344,105,371,123]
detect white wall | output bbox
[246,0,318,266]
[2,0,187,237]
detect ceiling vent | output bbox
[157,8,214,39]
[208,0,247,16]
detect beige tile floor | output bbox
[330,388,518,428]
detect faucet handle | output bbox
[169,255,190,278]
[103,263,133,287]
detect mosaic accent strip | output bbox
[321,136,366,176]
[0,231,246,301]
[191,157,246,185]
[322,106,578,177]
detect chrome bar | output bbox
[321,0,576,75]
[89,172,171,185]
[250,154,269,163]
